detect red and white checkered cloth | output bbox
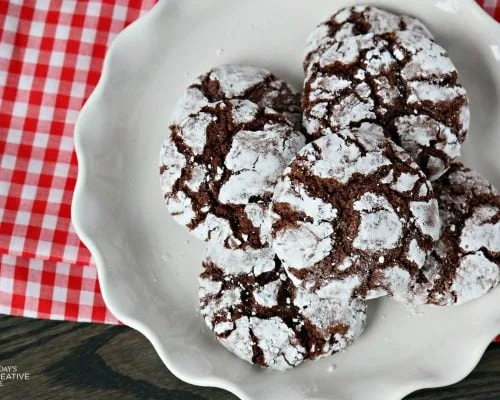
[0,0,499,342]
[0,0,157,324]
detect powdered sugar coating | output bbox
[204,244,276,276]
[219,124,302,204]
[461,206,500,253]
[302,30,469,180]
[160,99,305,250]
[170,64,301,127]
[199,248,367,370]
[270,124,440,300]
[368,266,413,303]
[352,193,403,251]
[304,6,433,71]
[411,162,500,306]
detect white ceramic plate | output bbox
[72,1,500,399]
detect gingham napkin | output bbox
[1,0,156,323]
[0,0,499,339]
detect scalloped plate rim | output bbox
[72,1,500,399]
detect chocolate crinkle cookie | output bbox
[199,245,366,370]
[304,5,432,70]
[302,30,470,180]
[171,64,301,128]
[270,123,440,301]
[160,99,305,250]
[410,162,500,306]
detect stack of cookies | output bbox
[159,6,500,371]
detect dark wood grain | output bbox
[0,315,498,400]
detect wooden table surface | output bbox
[0,315,498,400]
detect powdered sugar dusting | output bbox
[338,256,357,271]
[408,239,427,266]
[274,221,334,270]
[272,174,338,270]
[373,76,399,107]
[309,73,352,101]
[219,122,305,204]
[170,87,209,125]
[231,99,259,124]
[185,164,207,192]
[210,65,269,97]
[204,244,275,276]
[397,30,455,80]
[295,284,362,331]
[200,260,366,369]
[375,266,413,303]
[294,285,366,353]
[273,178,338,222]
[407,82,467,104]
[409,163,500,306]
[201,283,242,328]
[251,317,306,369]
[304,6,432,71]
[410,200,441,240]
[391,172,419,193]
[214,321,234,335]
[169,64,300,133]
[244,203,271,243]
[179,111,212,155]
[319,35,366,67]
[381,169,394,184]
[159,138,186,192]
[272,125,439,297]
[167,192,196,225]
[365,7,406,34]
[451,253,500,304]
[309,133,391,183]
[365,45,395,76]
[334,7,355,23]
[219,317,254,363]
[418,184,429,196]
[192,213,235,245]
[353,193,403,251]
[305,24,331,59]
[460,206,500,253]
[254,280,281,307]
[395,115,461,179]
[314,276,362,300]
[312,92,376,133]
[198,277,222,298]
[303,26,467,179]
[161,98,305,251]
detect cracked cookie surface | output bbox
[304,5,432,71]
[270,124,440,300]
[411,162,500,306]
[199,245,366,370]
[302,30,469,180]
[171,64,301,128]
[160,99,305,250]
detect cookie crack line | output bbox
[200,247,367,369]
[159,4,498,370]
[161,97,305,250]
[302,30,469,180]
[410,162,500,306]
[174,103,263,247]
[270,128,439,300]
[281,170,424,278]
[303,6,433,71]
